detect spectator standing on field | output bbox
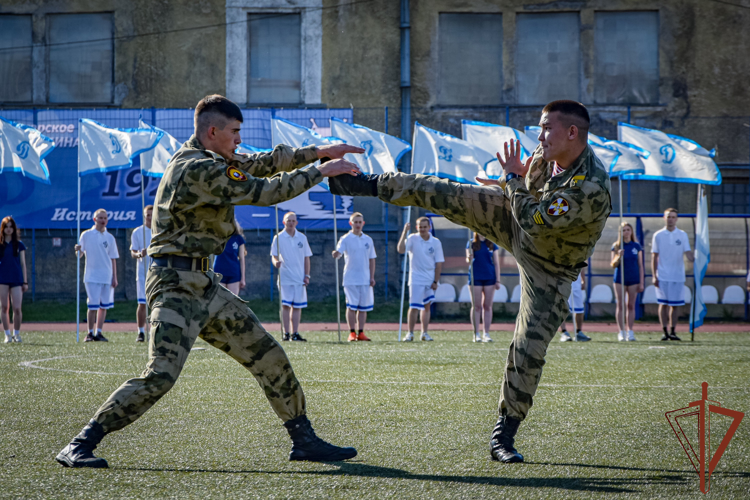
[558,270,589,342]
[271,212,311,342]
[611,222,644,342]
[465,232,500,343]
[214,218,246,295]
[397,217,444,342]
[75,209,119,342]
[130,205,153,343]
[0,216,28,343]
[332,212,376,342]
[651,208,694,341]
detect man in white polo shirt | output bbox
[397,217,444,342]
[271,212,312,341]
[651,208,694,341]
[130,205,152,343]
[74,209,119,342]
[332,212,376,342]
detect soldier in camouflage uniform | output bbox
[56,95,365,468]
[330,100,611,463]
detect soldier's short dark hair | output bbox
[194,95,243,136]
[542,100,590,139]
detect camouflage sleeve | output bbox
[228,145,319,178]
[504,177,610,236]
[190,158,323,207]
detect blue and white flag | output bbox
[330,117,410,175]
[78,119,162,176]
[691,185,710,330]
[236,143,271,155]
[463,120,538,179]
[413,122,493,183]
[138,119,182,178]
[271,117,343,150]
[619,123,721,185]
[0,117,54,184]
[588,133,646,177]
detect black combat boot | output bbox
[490,414,524,463]
[284,415,357,462]
[55,420,109,468]
[329,173,379,197]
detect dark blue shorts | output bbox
[614,278,640,287]
[220,275,240,285]
[474,278,496,287]
[0,282,23,289]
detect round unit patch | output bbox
[226,166,247,182]
[547,198,569,216]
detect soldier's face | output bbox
[538,112,574,163]
[209,119,242,159]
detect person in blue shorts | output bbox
[611,222,644,342]
[214,218,246,295]
[466,232,501,343]
[0,216,28,343]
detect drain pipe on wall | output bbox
[400,0,411,149]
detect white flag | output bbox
[0,116,54,184]
[330,117,410,175]
[588,133,646,177]
[413,122,493,183]
[462,120,538,179]
[619,123,721,185]
[271,117,343,149]
[691,185,710,330]
[138,120,181,178]
[78,119,162,176]
[236,143,271,155]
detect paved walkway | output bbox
[22,321,749,333]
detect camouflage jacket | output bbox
[503,144,612,268]
[149,136,320,258]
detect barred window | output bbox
[0,15,32,103]
[711,176,750,214]
[438,13,503,105]
[248,13,301,104]
[48,13,114,103]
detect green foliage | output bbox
[1,330,749,498]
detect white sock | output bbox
[138,327,145,333]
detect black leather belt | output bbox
[151,255,212,272]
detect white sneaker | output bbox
[13,333,21,343]
[3,333,11,344]
[473,333,482,343]
[403,332,414,342]
[482,333,493,343]
[420,332,433,342]
[559,331,572,342]
[627,330,636,341]
[617,331,625,342]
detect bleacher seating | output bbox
[493,284,509,303]
[721,285,746,304]
[588,284,613,303]
[683,285,692,304]
[434,283,456,302]
[510,285,521,303]
[458,284,472,303]
[642,285,657,304]
[701,285,719,304]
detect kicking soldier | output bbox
[330,100,611,463]
[56,95,364,468]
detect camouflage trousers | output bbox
[377,173,576,420]
[92,265,305,433]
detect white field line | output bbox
[18,356,750,391]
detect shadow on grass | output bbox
[526,461,750,478]
[116,462,692,493]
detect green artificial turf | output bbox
[1,330,748,499]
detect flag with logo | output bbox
[330,117,410,175]
[412,122,493,183]
[137,119,182,178]
[619,123,721,184]
[78,119,162,176]
[588,133,646,177]
[0,116,55,184]
[690,185,710,330]
[462,120,538,179]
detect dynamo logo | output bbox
[360,140,374,159]
[438,146,453,162]
[660,144,676,164]
[15,141,31,160]
[109,133,122,155]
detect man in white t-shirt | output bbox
[558,270,588,342]
[74,209,119,342]
[332,212,376,342]
[271,212,312,341]
[130,205,152,343]
[651,208,694,341]
[397,217,444,342]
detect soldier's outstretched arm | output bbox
[229,145,319,178]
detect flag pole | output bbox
[468,229,477,341]
[690,185,701,342]
[619,177,626,338]
[397,206,411,342]
[274,206,284,338]
[332,193,341,343]
[141,168,149,340]
[76,174,81,343]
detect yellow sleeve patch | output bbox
[571,175,586,187]
[533,210,545,225]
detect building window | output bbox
[711,178,750,214]
[516,13,580,105]
[48,13,113,104]
[438,13,503,106]
[0,15,33,103]
[248,13,301,104]
[594,12,659,104]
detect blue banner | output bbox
[0,108,353,229]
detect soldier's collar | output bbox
[187,135,204,150]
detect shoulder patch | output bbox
[571,175,586,187]
[547,197,570,216]
[533,211,545,225]
[226,166,247,182]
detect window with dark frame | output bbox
[0,15,33,103]
[248,13,301,104]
